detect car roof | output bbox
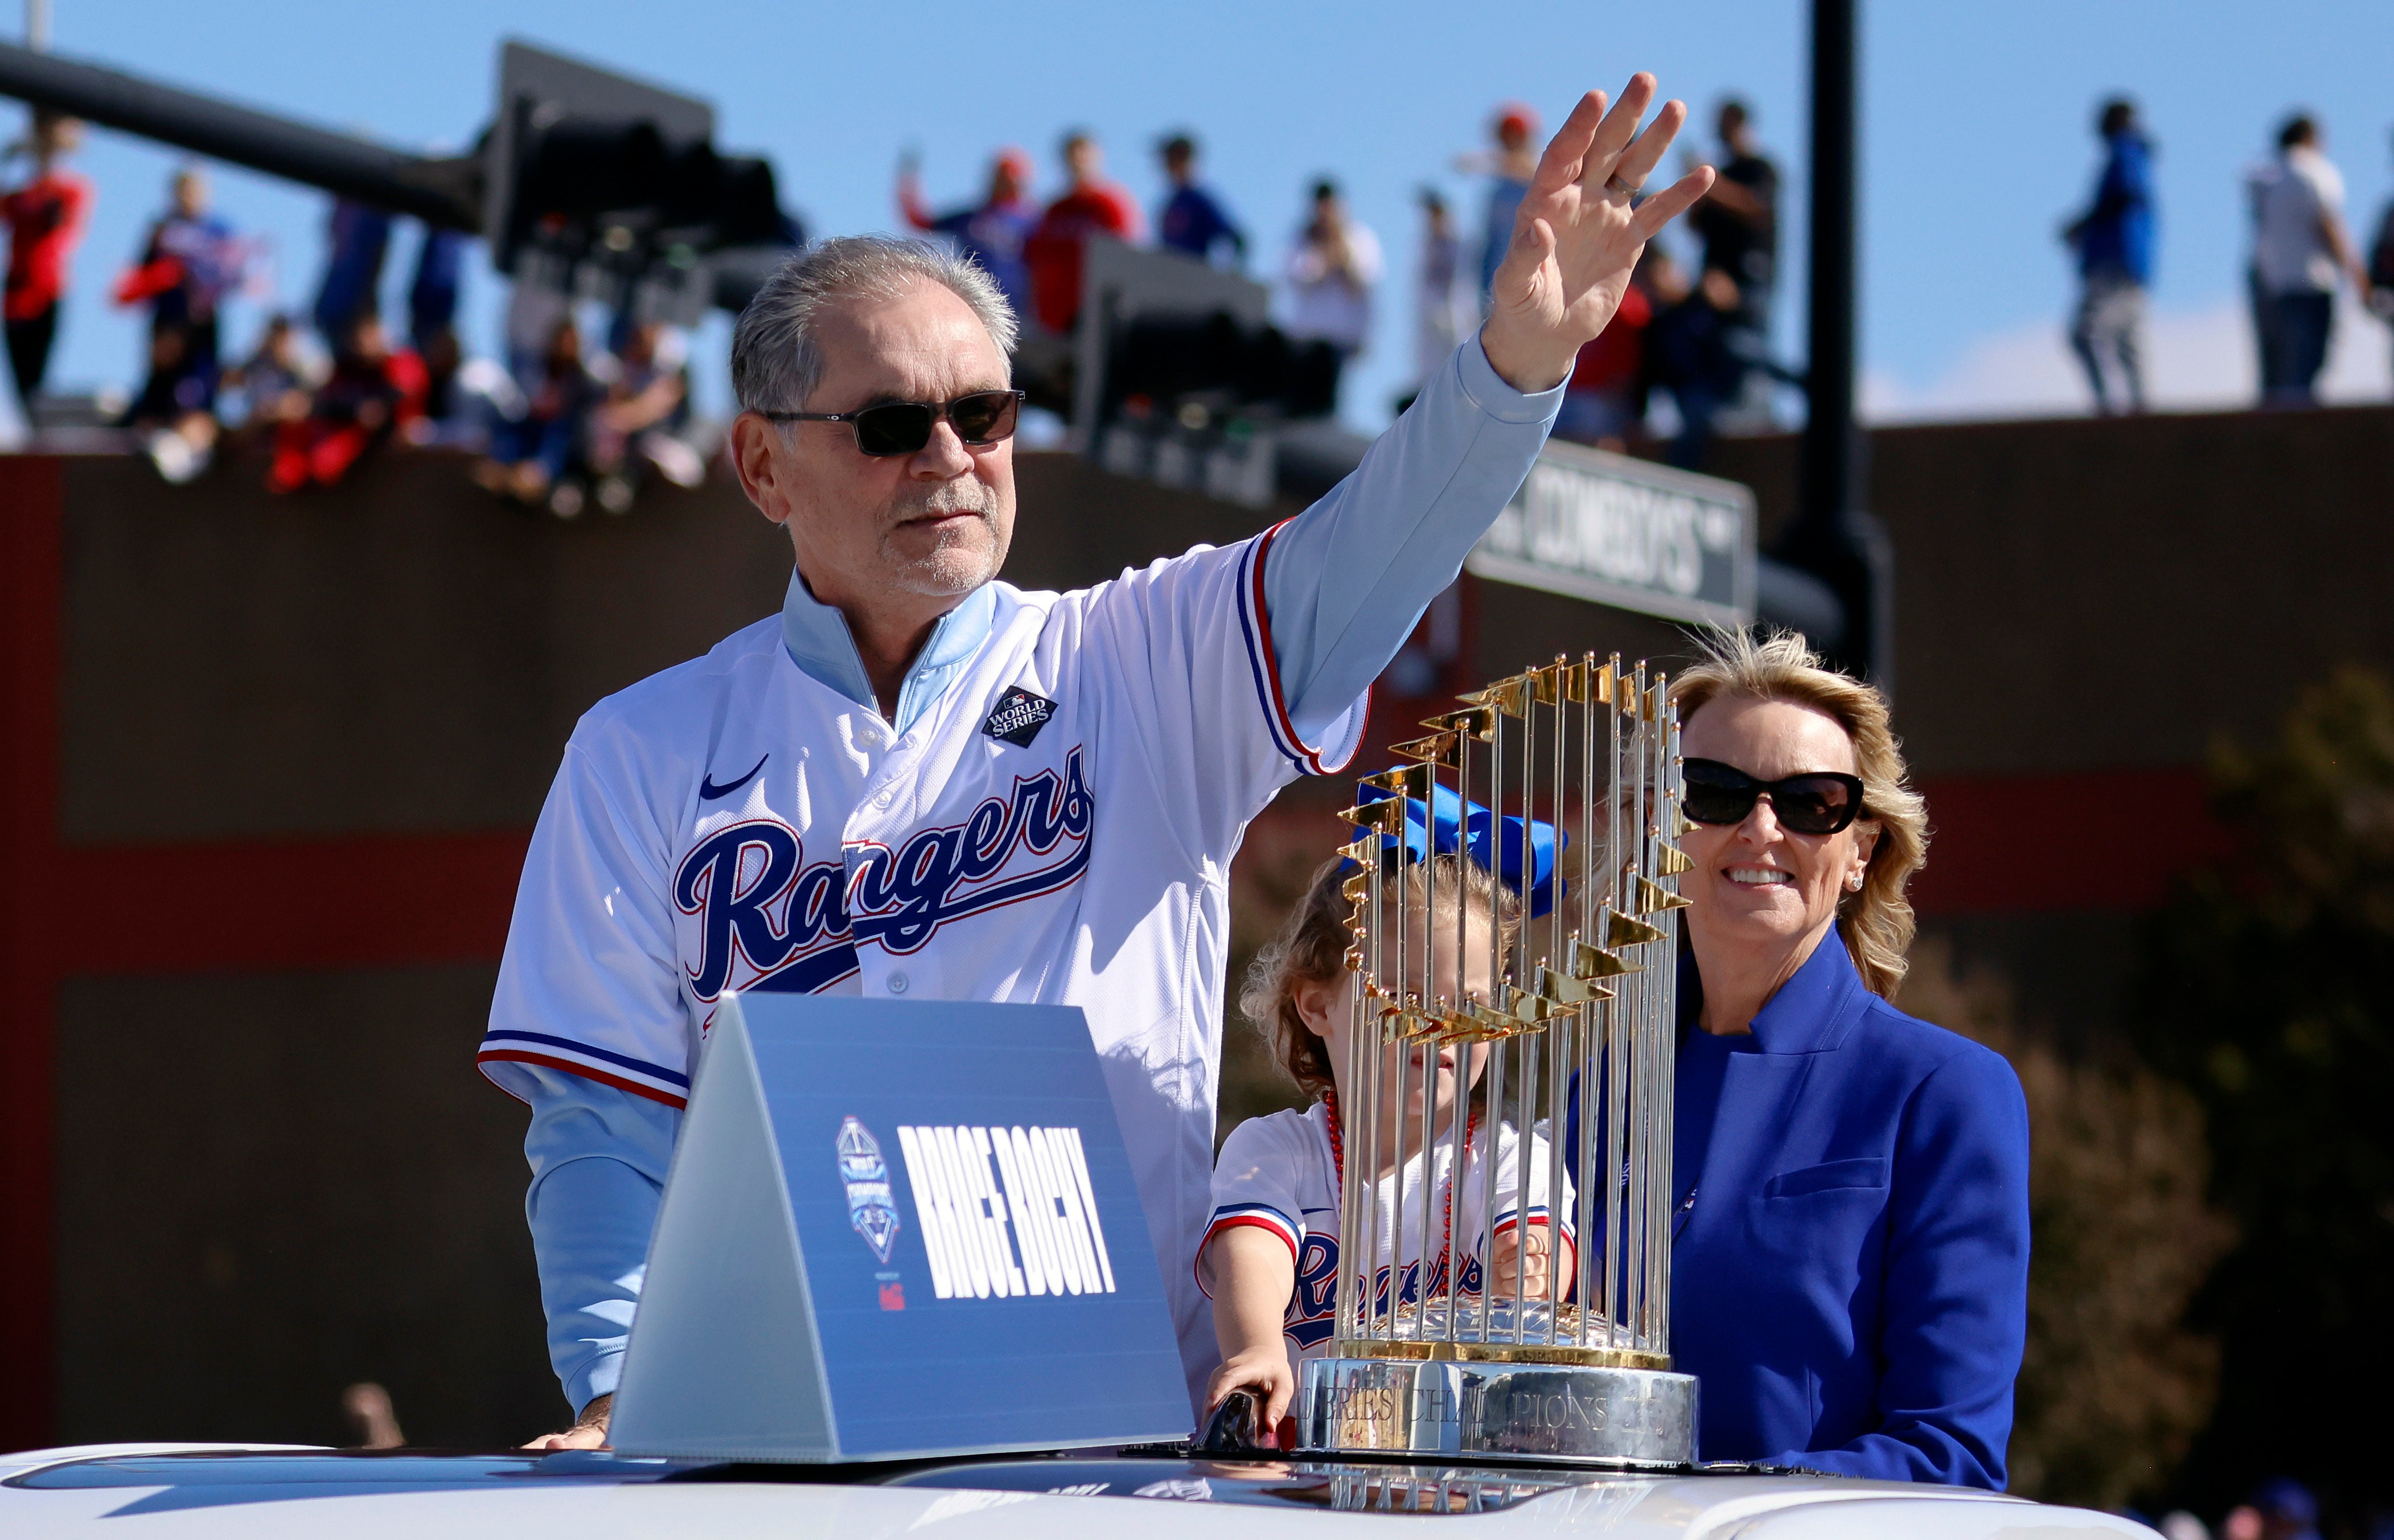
[0,1445,2151,1539]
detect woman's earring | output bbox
[1846,872,1864,892]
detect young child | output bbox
[1200,845,1576,1436]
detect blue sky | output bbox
[13,0,2394,431]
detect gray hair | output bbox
[730,235,1019,415]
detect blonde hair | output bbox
[1240,853,1519,1102]
[1669,629,1928,1000]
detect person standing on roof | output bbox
[1414,189,1475,391]
[2061,97,2155,415]
[1156,132,1247,269]
[1687,98,1779,332]
[312,198,393,347]
[1,112,92,422]
[1459,101,1539,300]
[2248,113,2372,406]
[116,167,248,418]
[898,146,1038,318]
[1023,130,1144,335]
[2368,129,2394,377]
[1685,96,1778,422]
[1283,177,1382,364]
[114,167,248,482]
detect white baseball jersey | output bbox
[1201,1102,1574,1362]
[478,527,1363,1402]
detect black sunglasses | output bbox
[1681,758,1868,836]
[760,389,1025,457]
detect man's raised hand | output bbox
[1480,75,1716,393]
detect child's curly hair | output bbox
[1239,852,1520,1103]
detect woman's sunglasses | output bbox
[760,389,1026,458]
[1681,758,1868,836]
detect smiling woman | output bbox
[1644,630,2029,1489]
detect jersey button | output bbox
[886,971,910,995]
[872,790,895,811]
[858,725,884,749]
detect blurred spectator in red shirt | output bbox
[266,311,425,494]
[1,112,92,418]
[1555,250,1657,449]
[1023,130,1143,334]
[1557,284,1651,449]
[900,146,1037,317]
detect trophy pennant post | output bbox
[1297,652,1699,1467]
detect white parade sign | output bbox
[1467,440,1756,629]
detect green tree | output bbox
[2133,666,2394,1516]
[1905,940,2232,1510]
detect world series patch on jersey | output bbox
[477,529,1365,1394]
[1200,1101,1573,1362]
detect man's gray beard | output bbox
[882,482,1003,598]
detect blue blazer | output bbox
[1569,935,2030,1488]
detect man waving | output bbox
[483,76,1713,1445]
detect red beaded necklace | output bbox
[1325,1086,1480,1299]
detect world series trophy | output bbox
[1295,653,1700,1467]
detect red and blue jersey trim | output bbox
[1196,1203,1302,1297]
[1234,520,1368,778]
[1490,1205,1574,1243]
[476,1029,692,1110]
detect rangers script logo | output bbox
[675,746,1095,1000]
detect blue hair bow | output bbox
[1344,777,1567,919]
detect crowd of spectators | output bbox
[1485,97,1784,466]
[897,107,1780,448]
[0,118,707,514]
[13,90,2394,495]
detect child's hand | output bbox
[1488,1223,1572,1301]
[1206,1345,1296,1436]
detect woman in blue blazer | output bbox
[1575,631,2030,1488]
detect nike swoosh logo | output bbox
[699,753,769,802]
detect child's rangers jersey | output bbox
[1200,1101,1574,1361]
[478,535,1365,1399]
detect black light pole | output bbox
[1785,0,1894,687]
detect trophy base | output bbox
[1296,1354,1697,1468]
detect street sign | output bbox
[609,993,1189,1463]
[1467,440,1756,630]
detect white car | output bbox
[1,1439,2161,1538]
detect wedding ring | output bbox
[1603,174,1641,199]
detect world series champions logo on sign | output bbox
[605,995,1190,1461]
[836,1116,901,1266]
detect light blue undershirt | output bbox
[520,335,1562,1415]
